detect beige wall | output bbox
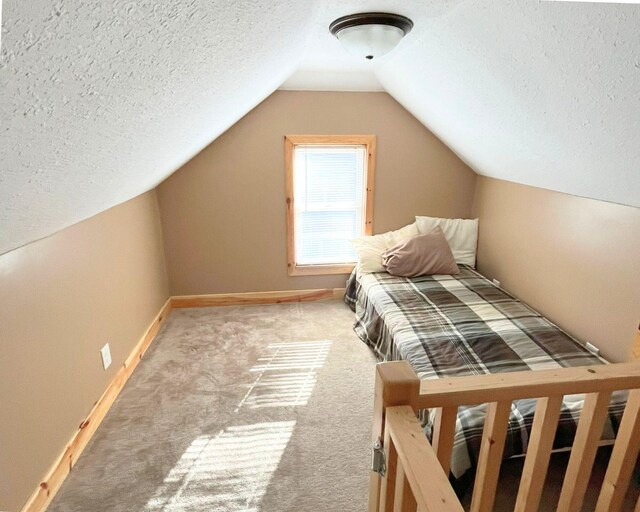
[473,176,640,363]
[0,191,169,511]
[157,91,477,295]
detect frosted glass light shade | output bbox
[335,24,405,60]
[329,12,413,60]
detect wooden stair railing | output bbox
[369,361,640,512]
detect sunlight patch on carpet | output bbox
[237,340,332,409]
[144,421,296,512]
[145,341,331,510]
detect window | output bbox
[285,135,375,276]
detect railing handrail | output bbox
[370,360,640,512]
[416,361,640,408]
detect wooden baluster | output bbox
[557,391,613,512]
[432,407,457,476]
[470,401,512,512]
[514,395,563,512]
[369,362,420,512]
[595,389,640,512]
[393,463,418,512]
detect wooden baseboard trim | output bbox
[20,287,344,511]
[20,298,173,512]
[170,287,346,308]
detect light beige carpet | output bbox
[48,299,638,512]
[49,300,377,512]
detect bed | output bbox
[346,265,627,479]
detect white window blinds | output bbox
[293,145,367,265]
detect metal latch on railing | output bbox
[372,437,386,476]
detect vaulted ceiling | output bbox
[1,0,639,255]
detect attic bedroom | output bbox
[1,1,640,512]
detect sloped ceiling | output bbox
[375,1,640,210]
[1,0,639,255]
[0,0,313,255]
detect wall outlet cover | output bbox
[101,343,112,370]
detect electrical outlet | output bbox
[492,278,501,287]
[101,343,112,370]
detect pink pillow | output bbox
[382,228,460,277]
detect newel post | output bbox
[368,361,420,512]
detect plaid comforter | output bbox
[346,266,626,478]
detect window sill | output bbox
[288,263,355,276]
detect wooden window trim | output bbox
[285,134,376,276]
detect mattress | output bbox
[346,266,626,478]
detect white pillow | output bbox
[415,216,478,267]
[351,223,419,273]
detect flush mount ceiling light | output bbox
[329,12,413,61]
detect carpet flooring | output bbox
[48,299,638,511]
[49,300,377,512]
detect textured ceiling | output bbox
[1,0,639,255]
[375,1,640,209]
[0,0,313,255]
